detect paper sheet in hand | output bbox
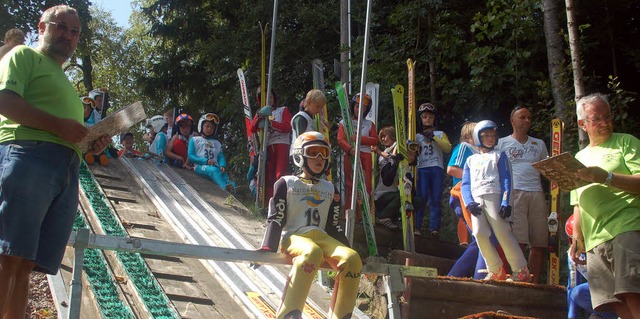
[78,101,146,152]
[532,152,589,191]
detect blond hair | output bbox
[304,89,326,107]
[460,121,477,144]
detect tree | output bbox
[543,0,571,120]
[565,0,587,149]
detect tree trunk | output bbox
[543,0,569,120]
[340,0,350,91]
[565,0,588,149]
[427,8,436,103]
[82,54,93,92]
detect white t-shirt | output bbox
[497,135,548,191]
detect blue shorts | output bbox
[0,141,80,274]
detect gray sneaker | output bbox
[377,218,399,230]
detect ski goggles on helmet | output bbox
[418,103,436,114]
[81,96,96,108]
[202,113,220,124]
[352,94,372,108]
[303,145,330,160]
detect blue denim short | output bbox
[0,141,80,274]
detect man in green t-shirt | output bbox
[0,5,109,317]
[570,93,640,318]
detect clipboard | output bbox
[532,152,590,191]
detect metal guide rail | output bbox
[80,157,439,319]
[121,158,279,319]
[67,230,437,319]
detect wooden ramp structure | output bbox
[51,158,567,319]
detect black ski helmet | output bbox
[417,102,438,130]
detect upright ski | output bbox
[366,82,379,188]
[237,69,258,157]
[548,118,563,285]
[255,21,272,214]
[312,59,332,181]
[392,85,415,253]
[336,81,378,256]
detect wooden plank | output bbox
[78,101,146,152]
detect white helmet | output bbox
[473,120,498,149]
[198,113,220,136]
[88,88,106,100]
[147,115,168,133]
[291,131,331,177]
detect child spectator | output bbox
[251,88,292,200]
[337,93,378,220]
[188,113,236,193]
[81,96,109,166]
[165,113,194,169]
[371,126,400,229]
[291,89,326,144]
[447,121,477,245]
[88,88,109,122]
[461,120,529,282]
[448,121,508,280]
[415,103,451,237]
[82,96,97,127]
[118,132,143,158]
[258,131,362,319]
[146,115,169,161]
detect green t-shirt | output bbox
[0,45,83,156]
[570,133,640,251]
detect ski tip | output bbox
[393,84,405,94]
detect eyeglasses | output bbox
[303,145,330,159]
[46,21,81,38]
[81,97,95,108]
[585,114,612,124]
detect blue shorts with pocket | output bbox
[0,141,80,274]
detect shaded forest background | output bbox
[2,0,639,196]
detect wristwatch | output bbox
[604,171,614,186]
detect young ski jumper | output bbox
[118,132,143,158]
[251,89,292,200]
[414,103,451,237]
[146,114,169,161]
[337,93,378,219]
[188,113,236,193]
[461,120,530,282]
[165,113,194,169]
[259,131,362,319]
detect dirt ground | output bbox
[26,272,56,319]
